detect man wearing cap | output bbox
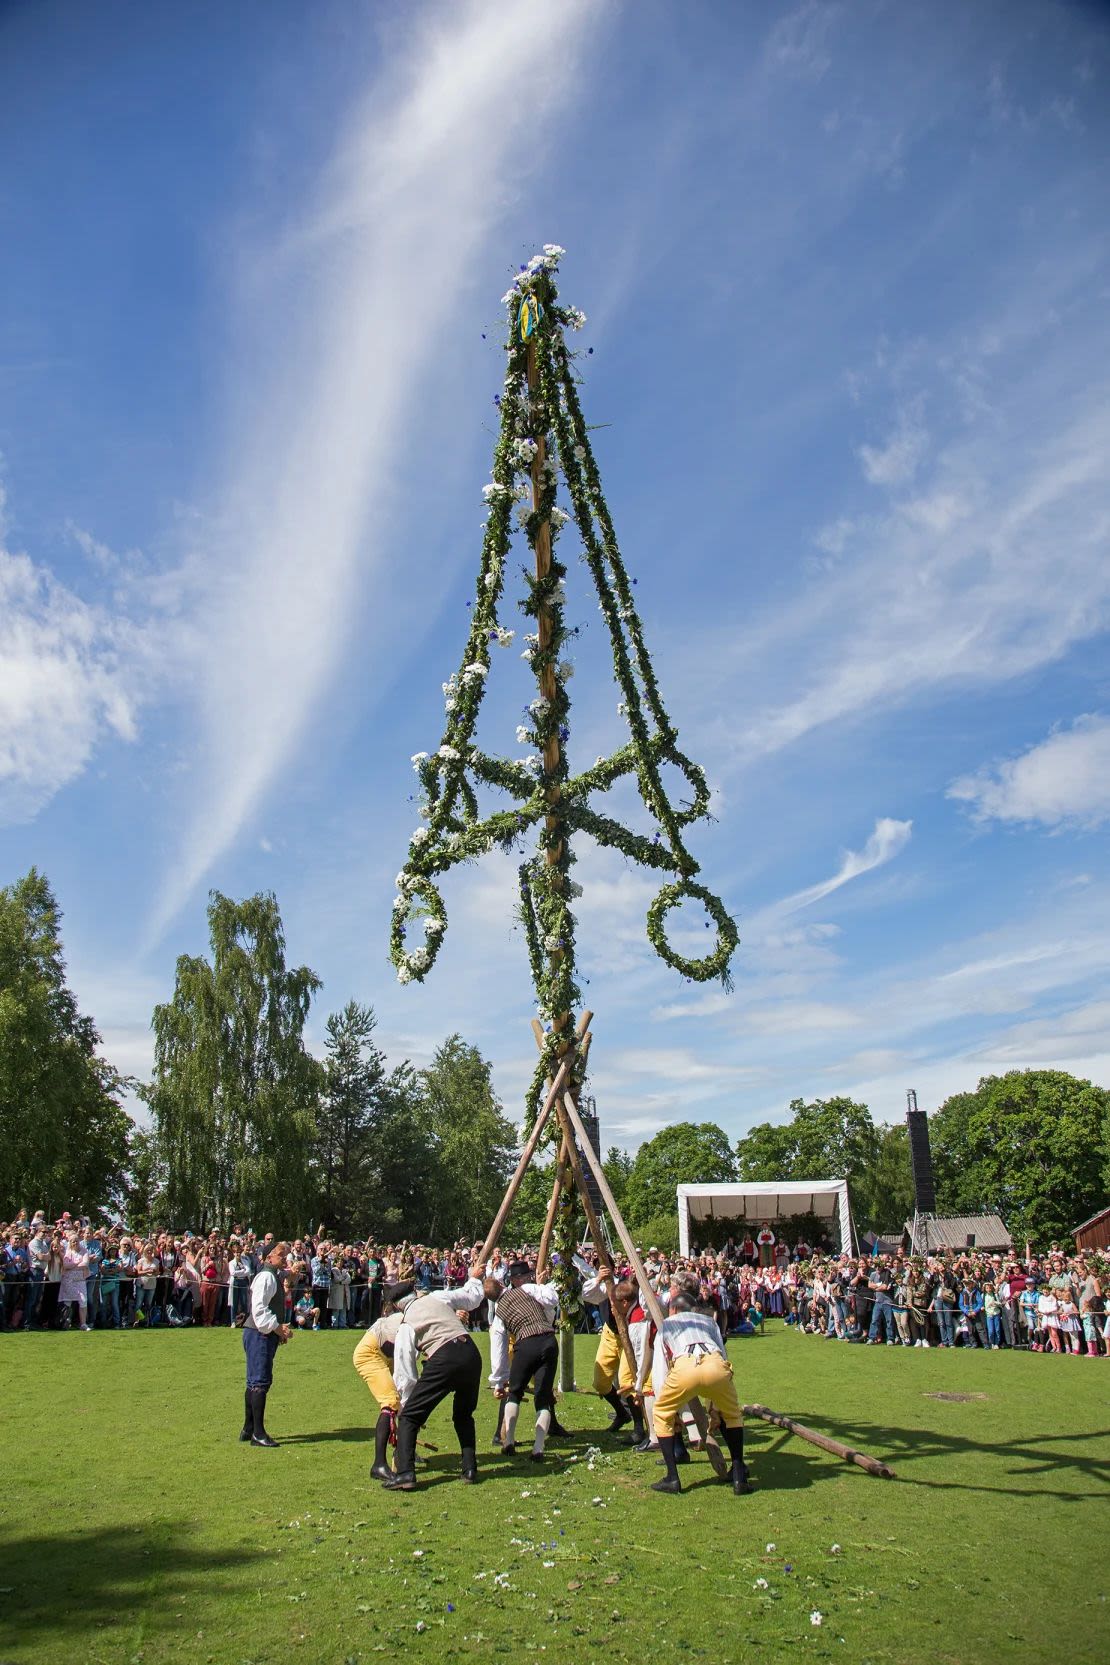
[352,1279,410,1481]
[240,1241,290,1448]
[383,1251,486,1490]
[485,1261,560,1461]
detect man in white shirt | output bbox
[651,1273,750,1497]
[241,1241,290,1447]
[384,1254,486,1490]
[485,1261,560,1461]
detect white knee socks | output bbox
[501,1401,520,1447]
[533,1408,551,1454]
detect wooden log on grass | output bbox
[743,1403,896,1479]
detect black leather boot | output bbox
[460,1446,479,1483]
[249,1388,278,1447]
[650,1435,682,1494]
[239,1389,253,1442]
[603,1389,631,1433]
[370,1411,393,1481]
[722,1425,752,1494]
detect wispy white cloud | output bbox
[774,817,912,916]
[858,404,928,486]
[148,0,600,940]
[0,494,140,824]
[948,714,1110,829]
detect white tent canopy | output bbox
[676,1179,854,1257]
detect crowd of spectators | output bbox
[2,1207,1106,1358]
[650,1240,1110,1356]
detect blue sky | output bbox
[2,0,1109,1148]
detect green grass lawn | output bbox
[0,1323,1107,1665]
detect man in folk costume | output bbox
[575,1255,647,1445]
[756,1220,776,1269]
[383,1254,486,1491]
[650,1273,751,1497]
[485,1261,560,1460]
[352,1279,411,1481]
[240,1241,291,1448]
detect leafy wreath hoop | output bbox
[388,245,739,1120]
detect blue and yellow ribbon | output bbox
[519,294,542,341]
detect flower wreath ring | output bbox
[646,878,736,983]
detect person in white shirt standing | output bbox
[651,1273,751,1497]
[383,1254,486,1490]
[485,1261,560,1461]
[241,1241,291,1447]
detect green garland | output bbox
[389,245,738,1120]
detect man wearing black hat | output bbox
[383,1252,486,1490]
[485,1261,560,1461]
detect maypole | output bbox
[388,243,738,1427]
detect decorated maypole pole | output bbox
[388,245,738,1388]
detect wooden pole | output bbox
[558,1085,726,1474]
[559,1089,663,1328]
[530,1012,591,1281]
[554,1096,638,1382]
[743,1403,896,1479]
[526,337,573,1063]
[477,1058,571,1265]
[535,1139,570,1280]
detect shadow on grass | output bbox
[0,1523,265,1650]
[778,1409,1110,1500]
[279,1424,369,1443]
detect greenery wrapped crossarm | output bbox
[388,245,739,1116]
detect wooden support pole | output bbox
[477,1058,571,1265]
[558,1085,726,1473]
[743,1403,896,1479]
[554,1096,637,1382]
[535,1138,570,1281]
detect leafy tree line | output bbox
[3,870,1108,1248]
[0,875,517,1240]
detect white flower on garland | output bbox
[567,881,583,899]
[392,896,407,913]
[564,307,586,330]
[530,696,550,716]
[397,965,412,985]
[484,570,497,587]
[550,506,568,529]
[410,751,428,768]
[500,286,520,306]
[438,744,460,761]
[522,754,543,775]
[557,660,574,680]
[493,627,515,647]
[542,243,565,264]
[411,828,430,845]
[426,918,445,936]
[516,725,532,745]
[395,871,416,891]
[463,662,488,681]
[482,482,509,502]
[516,504,531,531]
[543,934,562,952]
[513,436,539,466]
[574,444,586,461]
